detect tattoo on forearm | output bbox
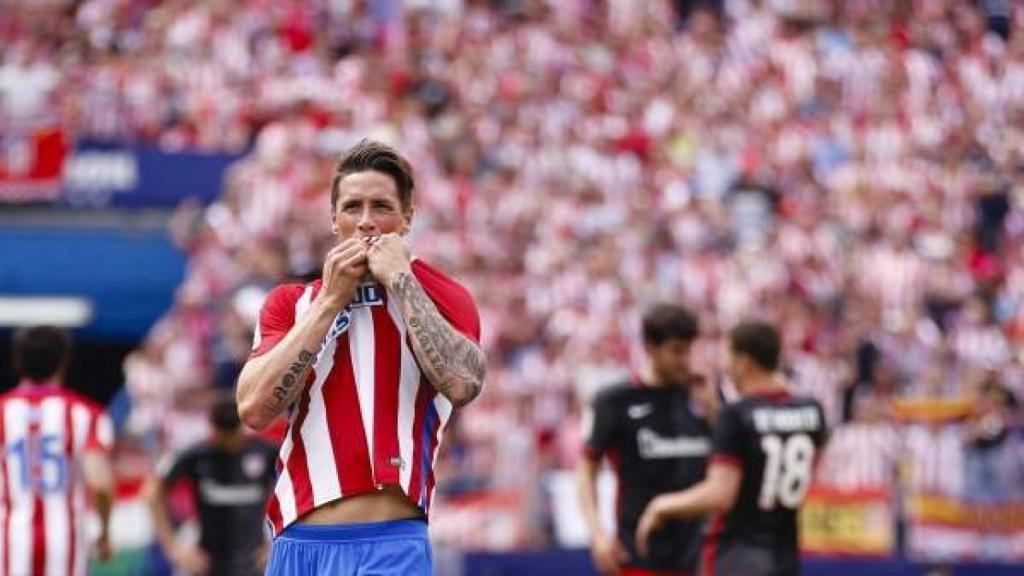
[264,349,316,412]
[390,273,485,406]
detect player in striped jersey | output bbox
[1,326,114,576]
[236,139,486,576]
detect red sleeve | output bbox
[412,260,481,343]
[250,284,305,358]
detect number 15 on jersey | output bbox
[7,434,68,495]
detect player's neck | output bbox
[639,366,670,388]
[215,431,245,452]
[18,377,61,389]
[738,373,784,397]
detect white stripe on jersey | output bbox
[5,398,32,576]
[387,297,420,492]
[303,336,341,507]
[252,319,263,351]
[349,307,377,474]
[95,412,113,451]
[432,396,453,468]
[428,395,454,505]
[71,405,90,453]
[295,286,313,325]
[273,286,314,526]
[274,440,298,527]
[41,397,70,575]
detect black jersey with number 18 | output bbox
[701,391,827,576]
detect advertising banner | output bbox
[0,135,240,207]
[62,140,240,207]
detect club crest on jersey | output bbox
[349,283,384,308]
[326,306,353,342]
[243,453,267,479]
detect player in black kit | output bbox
[577,304,715,576]
[637,321,827,576]
[146,398,278,576]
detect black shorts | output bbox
[699,541,797,576]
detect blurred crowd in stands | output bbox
[4,0,1024,547]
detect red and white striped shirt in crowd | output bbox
[252,259,481,536]
[951,325,1010,369]
[0,381,114,576]
[815,423,900,492]
[903,423,964,497]
[855,245,926,314]
[791,353,849,427]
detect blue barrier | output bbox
[0,225,185,339]
[462,549,1024,576]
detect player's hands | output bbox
[319,238,369,309]
[171,544,210,576]
[367,233,412,287]
[635,497,668,558]
[590,534,628,575]
[95,533,113,562]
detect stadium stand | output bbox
[3,0,1022,568]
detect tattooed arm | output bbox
[388,272,486,408]
[237,240,369,430]
[235,297,336,430]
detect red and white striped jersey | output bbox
[251,259,481,536]
[0,382,114,576]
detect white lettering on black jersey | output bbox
[585,381,711,573]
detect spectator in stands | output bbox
[964,378,1020,502]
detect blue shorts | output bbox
[265,519,432,576]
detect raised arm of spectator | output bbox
[236,240,368,430]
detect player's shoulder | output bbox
[50,388,106,415]
[0,388,17,405]
[246,436,279,456]
[177,440,215,462]
[724,396,760,414]
[592,381,639,405]
[18,385,107,412]
[717,396,771,431]
[788,394,824,410]
[411,259,476,304]
[264,282,310,306]
[0,386,98,407]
